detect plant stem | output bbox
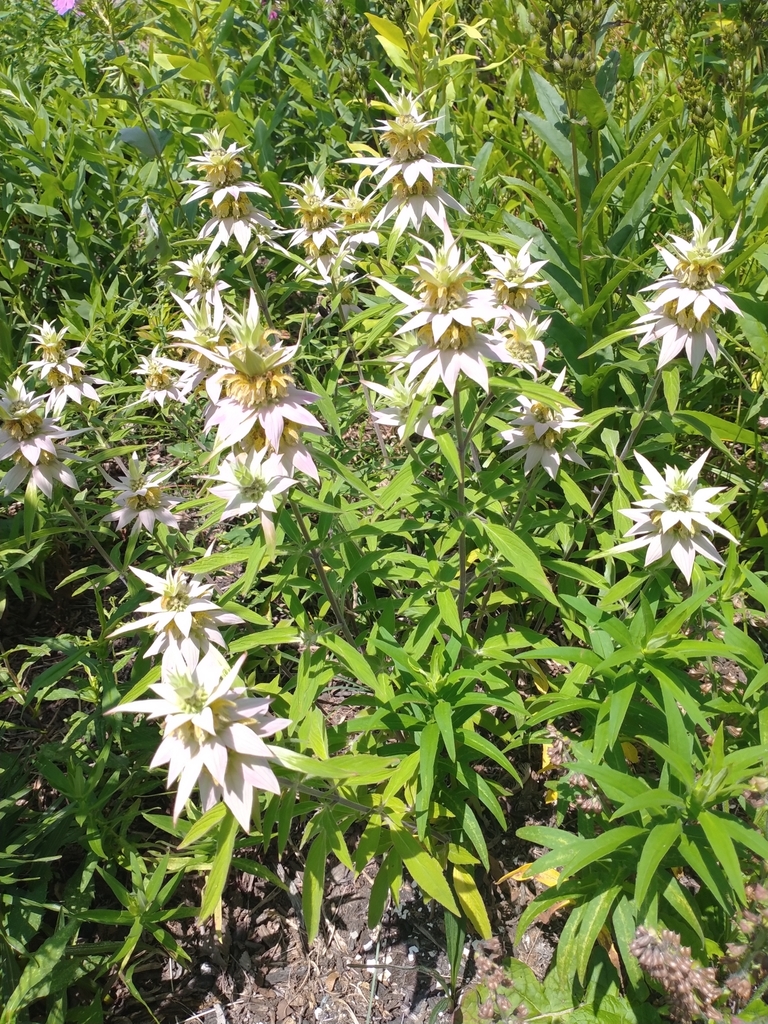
[61,497,127,585]
[290,499,355,645]
[337,299,390,464]
[453,390,468,620]
[244,260,275,330]
[590,370,661,517]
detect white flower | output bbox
[479,240,548,313]
[208,448,295,545]
[0,378,81,496]
[606,449,736,583]
[500,368,587,478]
[332,182,379,250]
[345,90,467,235]
[110,566,243,661]
[26,321,105,414]
[201,293,322,451]
[105,646,290,830]
[102,452,179,535]
[168,293,227,392]
[172,252,231,308]
[286,176,347,276]
[365,377,445,439]
[379,230,510,394]
[135,347,192,407]
[184,129,276,256]
[633,210,741,375]
[500,311,551,378]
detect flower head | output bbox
[633,210,741,375]
[208,448,295,545]
[478,240,548,313]
[102,452,179,535]
[499,311,551,378]
[135,347,192,407]
[606,449,736,583]
[106,646,290,830]
[345,89,467,235]
[27,321,104,415]
[169,293,227,392]
[202,293,322,451]
[110,566,243,661]
[365,377,445,440]
[380,231,510,394]
[186,130,276,256]
[172,252,231,308]
[500,369,587,478]
[0,377,82,495]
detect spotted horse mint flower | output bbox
[605,449,737,583]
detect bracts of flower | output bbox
[500,369,587,479]
[106,646,290,832]
[632,210,742,375]
[604,449,737,582]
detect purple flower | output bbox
[268,8,279,18]
[53,0,79,13]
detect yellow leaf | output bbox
[365,13,408,51]
[622,741,639,764]
[418,0,441,37]
[453,865,492,939]
[544,788,558,804]
[541,743,554,771]
[530,662,550,694]
[496,864,561,888]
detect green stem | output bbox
[244,261,275,330]
[453,390,468,620]
[192,1,230,111]
[290,499,355,645]
[61,497,127,585]
[590,370,662,517]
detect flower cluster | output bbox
[607,449,736,582]
[183,128,277,256]
[108,561,290,830]
[630,926,723,1021]
[633,210,742,375]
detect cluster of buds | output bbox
[721,883,768,1006]
[630,926,723,1022]
[540,0,605,90]
[568,772,604,815]
[679,72,716,136]
[472,939,528,1021]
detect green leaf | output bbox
[635,822,681,905]
[178,803,228,850]
[698,811,746,903]
[434,700,456,761]
[662,366,680,414]
[482,522,558,605]
[368,848,402,928]
[365,13,408,50]
[199,810,238,922]
[390,827,460,915]
[302,834,327,943]
[417,722,440,840]
[576,887,620,983]
[453,865,492,939]
[0,920,79,1024]
[559,826,645,882]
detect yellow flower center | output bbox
[381,116,434,161]
[674,253,724,288]
[127,487,164,512]
[145,366,173,391]
[200,150,243,187]
[667,491,692,512]
[494,281,529,308]
[4,409,43,439]
[663,302,714,331]
[391,173,442,200]
[419,322,476,352]
[211,194,253,220]
[225,369,293,408]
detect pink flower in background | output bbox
[268,8,279,20]
[52,0,80,13]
